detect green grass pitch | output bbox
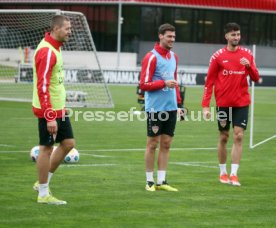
[0,86,275,227]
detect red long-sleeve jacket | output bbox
[139,43,182,105]
[32,32,65,120]
[202,46,260,107]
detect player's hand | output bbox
[203,107,211,120]
[165,80,177,88]
[177,108,185,121]
[47,120,58,135]
[240,57,250,68]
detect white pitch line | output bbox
[0,144,16,147]
[251,135,276,149]
[0,147,217,154]
[0,151,28,153]
[60,163,117,167]
[170,162,217,169]
[81,153,112,158]
[175,161,216,164]
[79,147,217,152]
[11,117,34,120]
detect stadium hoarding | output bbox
[18,65,276,87]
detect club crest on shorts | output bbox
[152,125,159,134]
[219,120,227,128]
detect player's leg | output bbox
[37,145,52,191]
[230,106,248,186]
[157,134,172,170]
[37,116,74,204]
[218,131,229,167]
[36,118,66,204]
[145,136,159,172]
[156,134,174,187]
[145,136,160,191]
[229,126,244,186]
[156,111,178,191]
[36,118,54,194]
[49,116,75,173]
[145,112,161,191]
[50,138,75,173]
[217,107,231,184]
[231,126,244,164]
[37,145,67,205]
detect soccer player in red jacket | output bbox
[32,15,75,204]
[202,23,260,186]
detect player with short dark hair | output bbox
[140,23,184,192]
[32,15,75,204]
[202,22,260,186]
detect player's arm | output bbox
[139,53,166,91]
[202,56,218,108]
[35,47,56,122]
[173,54,185,120]
[173,53,182,108]
[202,56,218,118]
[246,55,260,82]
[240,52,260,82]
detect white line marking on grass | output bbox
[0,147,218,154]
[0,150,28,153]
[81,153,112,158]
[170,162,217,169]
[251,135,276,149]
[11,117,34,120]
[60,164,117,167]
[79,147,217,152]
[0,144,16,147]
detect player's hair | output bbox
[50,15,70,31]
[158,23,175,35]
[224,22,240,34]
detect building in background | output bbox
[1,0,276,69]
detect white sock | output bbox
[38,183,49,197]
[231,164,239,176]
[146,172,154,183]
[157,170,166,185]
[219,164,227,175]
[48,172,53,184]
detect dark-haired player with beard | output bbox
[202,22,260,186]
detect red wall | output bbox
[1,0,276,13]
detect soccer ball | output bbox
[30,146,57,162]
[30,146,40,162]
[64,148,80,163]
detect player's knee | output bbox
[62,139,75,152]
[234,131,244,142]
[160,140,171,150]
[148,143,158,151]
[220,132,229,144]
[147,140,159,151]
[40,145,53,155]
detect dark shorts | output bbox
[216,106,249,131]
[147,110,177,137]
[38,116,74,146]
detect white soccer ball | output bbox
[64,148,80,163]
[30,146,40,162]
[30,146,57,162]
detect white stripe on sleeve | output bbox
[42,49,52,93]
[145,54,155,83]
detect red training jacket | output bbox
[202,46,260,107]
[139,43,182,105]
[32,32,66,121]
